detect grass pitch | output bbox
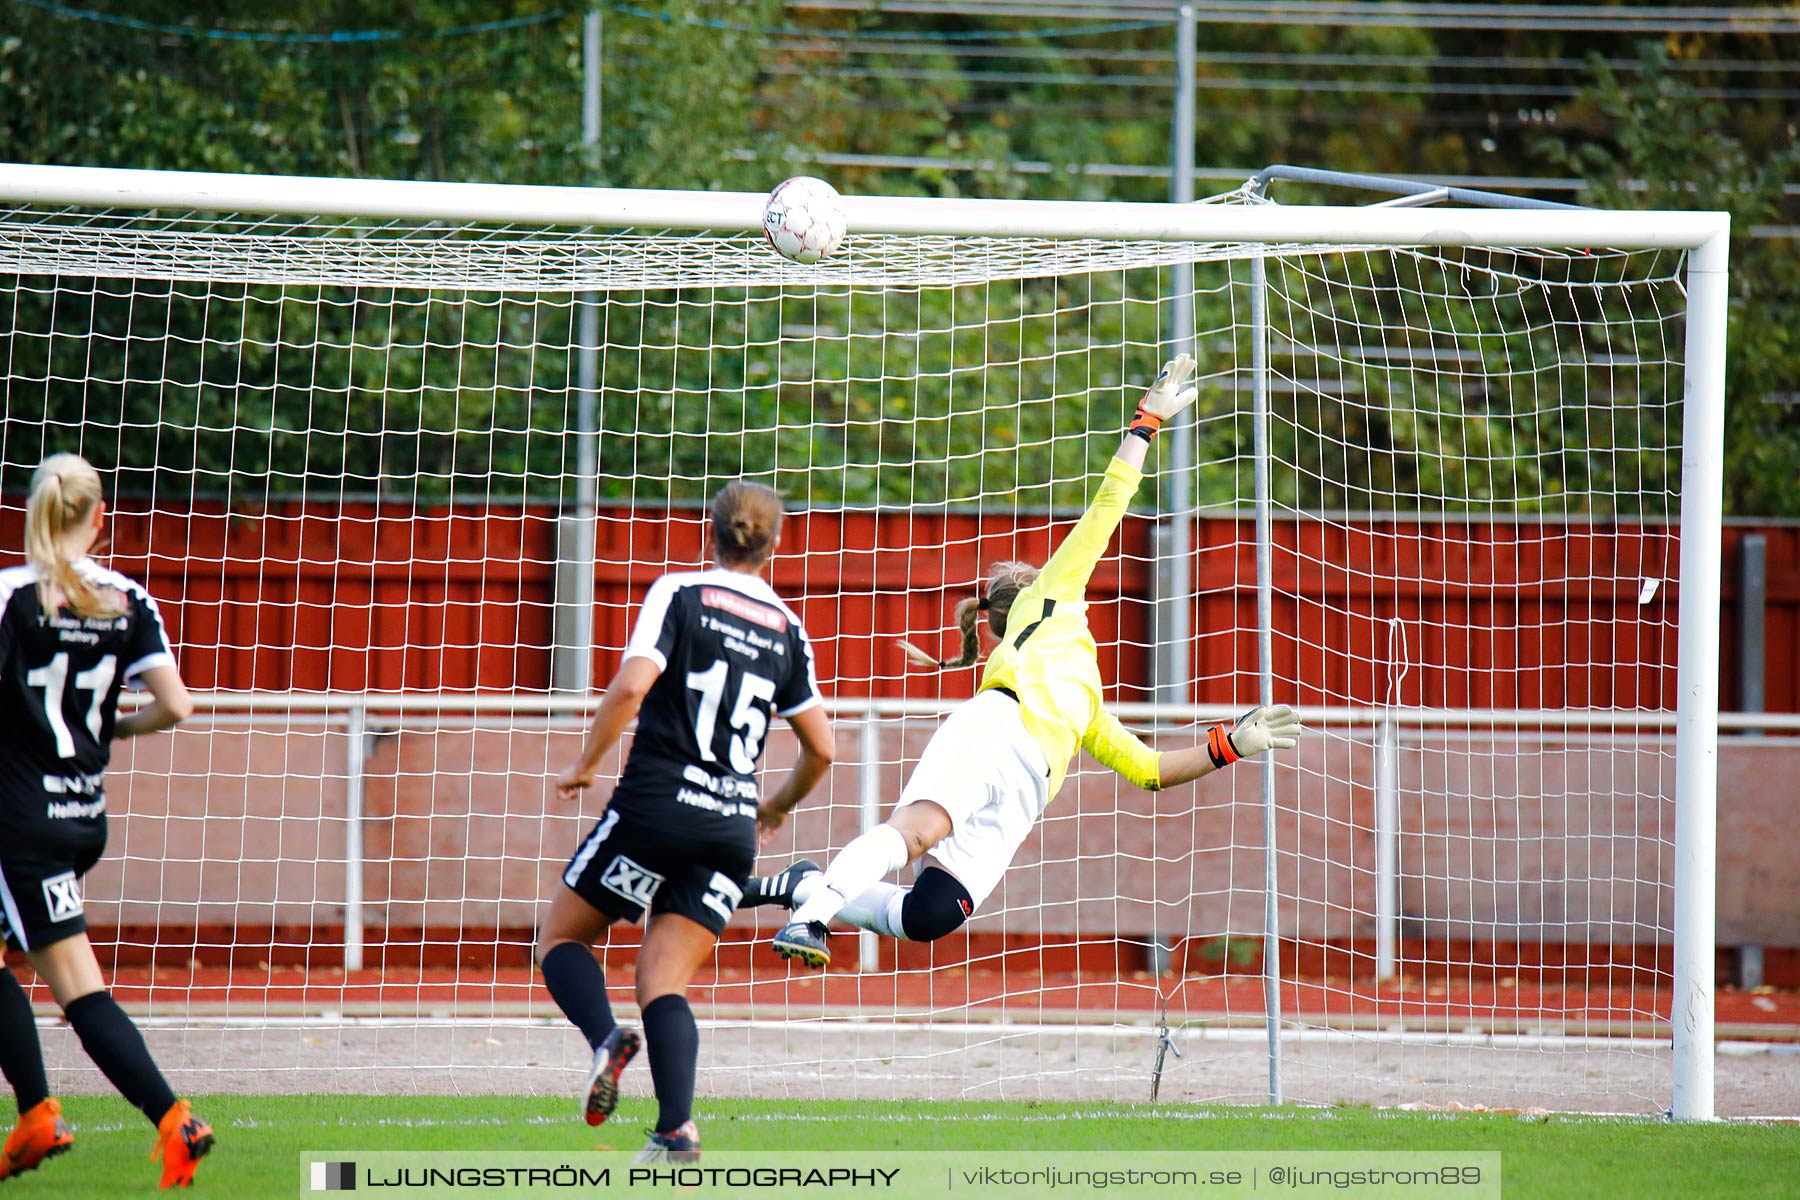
[7,1095,1794,1198]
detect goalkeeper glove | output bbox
[1206,704,1303,769]
[1129,353,1199,441]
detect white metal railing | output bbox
[172,690,1800,729]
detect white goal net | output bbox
[0,167,1726,1118]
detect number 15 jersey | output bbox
[0,561,176,841]
[611,567,822,822]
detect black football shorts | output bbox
[560,802,755,937]
[0,841,104,953]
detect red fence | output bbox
[3,502,1792,712]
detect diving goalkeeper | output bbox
[753,355,1305,968]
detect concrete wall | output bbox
[83,720,1800,950]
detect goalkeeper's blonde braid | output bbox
[897,560,1038,669]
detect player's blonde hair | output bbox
[26,452,124,620]
[898,560,1040,670]
[711,481,783,568]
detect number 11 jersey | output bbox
[0,561,176,843]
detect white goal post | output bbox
[0,163,1728,1120]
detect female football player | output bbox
[759,356,1302,967]
[539,481,835,1163]
[0,453,214,1189]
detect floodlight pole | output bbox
[1155,3,1197,708]
[557,9,604,694]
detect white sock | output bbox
[790,872,825,909]
[836,882,911,940]
[791,824,909,928]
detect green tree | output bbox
[0,2,797,502]
[1538,44,1800,515]
[1,11,1790,515]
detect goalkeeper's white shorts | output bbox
[897,688,1053,909]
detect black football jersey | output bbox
[0,561,175,830]
[610,568,821,819]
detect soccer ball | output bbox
[762,176,847,265]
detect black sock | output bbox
[539,943,615,1051]
[641,994,698,1135]
[0,968,49,1113]
[64,991,177,1126]
[738,875,780,907]
[740,861,818,909]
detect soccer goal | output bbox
[0,163,1727,1120]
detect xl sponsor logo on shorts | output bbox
[599,856,664,907]
[41,871,83,923]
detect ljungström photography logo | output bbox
[310,1160,356,1191]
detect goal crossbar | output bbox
[0,162,1728,252]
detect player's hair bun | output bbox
[711,481,784,567]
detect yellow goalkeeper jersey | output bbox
[978,457,1162,797]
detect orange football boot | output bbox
[151,1099,214,1189]
[0,1097,74,1181]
